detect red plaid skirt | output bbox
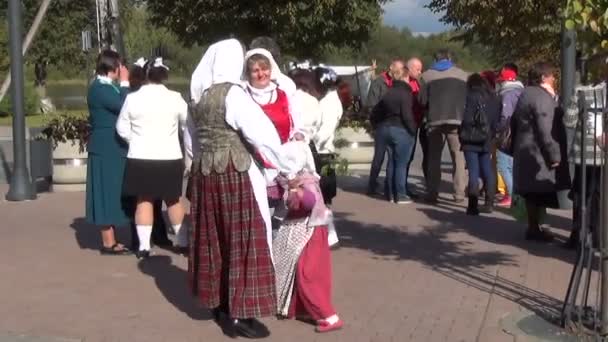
[188,165,276,319]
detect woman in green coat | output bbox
[85,50,132,255]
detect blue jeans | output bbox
[496,151,513,196]
[368,128,388,193]
[379,125,415,201]
[464,151,495,199]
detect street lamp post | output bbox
[5,0,36,201]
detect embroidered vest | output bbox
[192,83,251,175]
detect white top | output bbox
[116,84,188,160]
[314,90,343,154]
[294,89,323,142]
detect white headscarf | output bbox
[190,39,245,104]
[243,48,297,98]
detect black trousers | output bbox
[129,199,170,250]
[310,142,337,205]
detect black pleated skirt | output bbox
[123,158,184,200]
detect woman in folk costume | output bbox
[116,57,189,259]
[85,50,132,255]
[186,39,299,339]
[273,140,343,333]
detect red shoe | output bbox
[316,318,344,333]
[497,196,512,207]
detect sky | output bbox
[382,0,448,35]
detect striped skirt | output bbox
[188,164,276,319]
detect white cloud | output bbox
[382,0,448,33]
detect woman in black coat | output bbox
[459,73,501,215]
[511,62,570,242]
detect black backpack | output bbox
[460,97,490,145]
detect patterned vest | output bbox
[191,83,252,175]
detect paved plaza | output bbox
[0,160,579,342]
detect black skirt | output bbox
[123,158,184,200]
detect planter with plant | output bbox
[335,107,374,166]
[37,112,90,191]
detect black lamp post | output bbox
[5,0,36,201]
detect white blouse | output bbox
[315,90,343,154]
[294,89,323,142]
[116,84,188,160]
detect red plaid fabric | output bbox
[188,164,276,319]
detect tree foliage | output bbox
[145,0,389,59]
[426,0,561,67]
[322,26,492,72]
[565,0,608,53]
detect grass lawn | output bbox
[0,110,87,127]
[0,114,47,127]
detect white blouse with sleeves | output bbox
[314,89,344,154]
[293,89,323,142]
[116,84,188,160]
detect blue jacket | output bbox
[497,81,524,131]
[86,78,129,157]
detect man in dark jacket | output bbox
[367,58,406,195]
[419,49,469,203]
[370,65,418,203]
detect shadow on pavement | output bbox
[433,265,563,323]
[417,205,576,265]
[334,210,517,269]
[70,217,133,251]
[138,255,214,321]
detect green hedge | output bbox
[0,82,41,117]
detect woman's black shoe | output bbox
[222,318,270,339]
[525,227,554,242]
[466,197,480,216]
[100,243,132,256]
[135,250,151,260]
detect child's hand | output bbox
[287,189,303,211]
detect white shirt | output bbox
[116,84,188,160]
[315,90,343,154]
[294,89,323,142]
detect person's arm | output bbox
[533,98,561,165]
[400,88,416,135]
[418,77,429,108]
[366,79,382,109]
[183,114,195,159]
[97,84,128,115]
[315,92,344,151]
[115,95,132,142]
[225,86,298,176]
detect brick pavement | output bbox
[0,168,578,342]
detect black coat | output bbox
[512,86,571,195]
[370,80,417,135]
[459,89,501,152]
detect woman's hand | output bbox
[550,162,560,169]
[119,65,130,83]
[293,132,305,141]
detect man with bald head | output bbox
[404,57,426,198]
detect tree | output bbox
[145,0,389,59]
[565,0,608,53]
[426,0,562,67]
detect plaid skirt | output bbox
[188,164,276,319]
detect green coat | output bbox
[85,78,131,226]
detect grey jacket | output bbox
[512,86,571,194]
[419,66,469,127]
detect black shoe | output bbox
[135,250,151,260]
[226,318,270,339]
[466,196,479,216]
[406,192,420,200]
[525,227,554,242]
[100,243,132,256]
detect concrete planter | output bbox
[51,140,87,192]
[335,127,374,164]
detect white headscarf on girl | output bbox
[243,47,303,139]
[190,38,245,104]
